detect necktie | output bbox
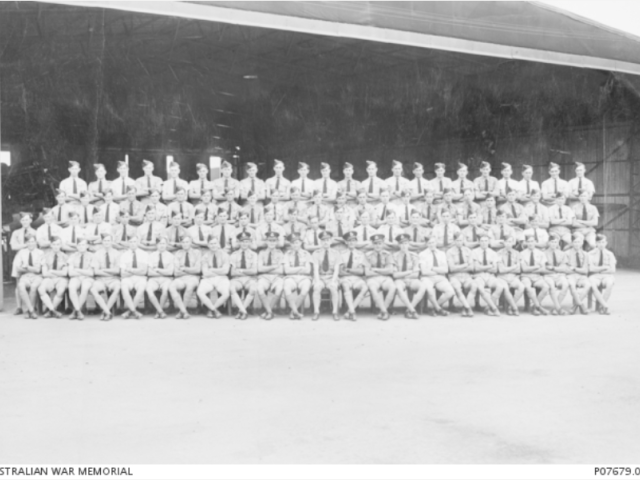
[159,252,164,269]
[576,251,581,268]
[534,229,539,242]
[295,252,300,267]
[80,254,84,270]
[526,181,530,194]
[402,254,407,272]
[579,177,583,191]
[553,251,558,267]
[268,223,272,234]
[275,177,280,191]
[323,179,327,194]
[57,206,62,222]
[240,251,246,269]
[212,253,217,269]
[413,227,417,242]
[511,203,517,217]
[488,210,493,224]
[72,227,76,244]
[250,208,255,224]
[376,253,381,268]
[147,176,151,189]
[220,225,226,248]
[508,251,512,267]
[322,250,329,273]
[94,224,98,236]
[439,179,443,192]
[347,179,351,192]
[129,202,134,216]
[395,177,399,191]
[483,249,487,266]
[84,207,88,224]
[224,178,228,190]
[122,178,125,194]
[458,247,463,265]
[201,179,205,193]
[122,225,127,241]
[53,254,58,270]
[405,205,409,221]
[506,181,511,194]
[530,250,534,267]
[98,180,103,194]
[267,250,272,266]
[106,251,111,269]
[444,224,449,247]
[599,250,604,267]
[418,179,422,194]
[185,251,191,268]
[28,251,33,267]
[132,251,137,269]
[48,225,52,241]
[500,225,505,240]
[338,223,343,238]
[364,226,369,241]
[559,206,563,219]
[173,179,177,194]
[427,205,431,220]
[174,227,179,244]
[484,178,489,192]
[347,251,353,269]
[196,226,202,241]
[554,178,558,194]
[433,250,439,267]
[106,204,110,223]
[582,205,588,221]
[73,179,77,194]
[314,230,318,246]
[388,226,393,242]
[147,223,153,242]
[473,227,478,242]
[369,178,373,194]
[179,203,183,217]
[228,203,232,216]
[251,178,256,194]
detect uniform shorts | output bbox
[18,274,42,288]
[198,276,230,292]
[589,273,614,284]
[340,275,367,290]
[366,276,395,291]
[314,276,339,290]
[230,276,256,290]
[423,274,450,288]
[171,275,200,290]
[68,276,94,288]
[121,275,147,290]
[474,274,500,289]
[498,274,522,288]
[568,274,590,287]
[545,274,567,288]
[93,277,121,291]
[283,276,312,291]
[147,277,174,290]
[258,275,284,292]
[40,277,69,292]
[396,278,423,291]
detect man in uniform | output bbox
[59,160,87,204]
[587,233,615,315]
[165,211,189,252]
[77,191,95,225]
[385,160,410,203]
[337,162,360,202]
[111,160,137,203]
[265,159,291,200]
[209,209,235,253]
[364,233,396,320]
[83,208,111,252]
[161,161,189,203]
[372,188,396,228]
[113,211,138,251]
[377,210,403,252]
[523,189,550,229]
[568,161,595,203]
[291,162,313,200]
[419,237,454,316]
[303,215,324,253]
[88,163,110,205]
[541,162,570,206]
[146,236,175,319]
[392,233,427,319]
[13,234,44,319]
[500,189,526,239]
[419,190,438,228]
[188,163,213,202]
[397,188,417,227]
[409,162,431,201]
[218,188,242,225]
[572,189,599,249]
[197,235,231,319]
[480,195,499,228]
[198,189,218,226]
[255,232,285,320]
[496,235,524,316]
[405,211,428,253]
[167,187,195,227]
[432,210,459,250]
[520,234,551,316]
[566,233,590,315]
[325,207,353,246]
[518,164,540,204]
[51,189,74,228]
[471,233,503,316]
[239,162,266,202]
[338,232,369,320]
[311,230,342,321]
[458,188,482,228]
[120,185,144,226]
[135,159,163,204]
[316,162,338,203]
[462,211,490,250]
[353,211,378,252]
[282,233,314,320]
[187,209,212,252]
[541,234,570,315]
[10,212,37,315]
[229,231,259,320]
[61,211,83,253]
[100,189,121,225]
[256,206,286,250]
[446,232,476,317]
[243,189,264,228]
[37,236,68,318]
[233,211,259,251]
[138,207,165,252]
[169,235,202,319]
[451,161,475,202]
[90,233,121,321]
[36,208,63,251]
[473,161,499,203]
[548,193,575,248]
[361,160,386,201]
[148,188,169,226]
[212,160,240,202]
[495,162,522,204]
[118,235,148,319]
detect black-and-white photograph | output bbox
[1,1,639,478]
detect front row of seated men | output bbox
[13,224,616,321]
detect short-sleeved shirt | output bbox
[365,250,395,270]
[404,225,429,243]
[291,177,314,197]
[36,223,63,247]
[377,224,404,244]
[419,249,449,273]
[51,203,75,224]
[67,251,94,273]
[523,228,549,244]
[500,201,525,221]
[42,250,69,271]
[446,246,473,270]
[518,179,541,197]
[167,201,195,222]
[462,225,492,244]
[10,227,37,251]
[315,178,339,199]
[353,225,378,244]
[312,248,342,275]
[284,249,314,274]
[544,249,567,269]
[218,201,242,222]
[572,203,599,223]
[471,247,500,269]
[209,224,236,249]
[230,249,259,271]
[12,248,45,278]
[284,222,307,238]
[325,220,354,240]
[437,202,459,221]
[306,203,331,224]
[498,249,521,272]
[59,176,88,200]
[135,175,164,194]
[488,223,516,242]
[173,249,202,273]
[431,222,460,247]
[360,176,386,196]
[100,202,121,225]
[541,177,570,198]
[243,204,264,225]
[148,250,175,275]
[474,175,499,195]
[82,222,112,242]
[202,249,229,272]
[187,224,212,244]
[495,178,522,197]
[188,178,213,198]
[92,248,121,275]
[111,177,138,199]
[568,177,595,198]
[112,224,138,244]
[165,225,190,245]
[523,202,550,225]
[76,204,96,225]
[303,228,324,249]
[120,199,144,219]
[212,177,241,199]
[385,176,411,195]
[161,177,189,201]
[259,248,285,273]
[429,176,453,195]
[256,223,286,243]
[265,176,291,198]
[548,205,575,224]
[409,177,432,196]
[137,222,166,245]
[480,207,499,225]
[119,249,149,272]
[457,201,482,221]
[392,251,420,273]
[239,177,267,199]
[451,178,476,196]
[61,225,85,247]
[396,203,417,224]
[566,249,588,271]
[519,248,547,269]
[88,179,111,198]
[420,203,439,224]
[337,178,361,197]
[587,248,616,270]
[340,249,368,273]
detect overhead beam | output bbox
[39,0,640,76]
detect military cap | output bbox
[549,162,560,170]
[298,162,309,170]
[318,230,333,240]
[117,161,128,168]
[20,212,33,220]
[221,160,232,169]
[343,231,358,241]
[480,161,491,169]
[395,233,410,243]
[196,163,208,171]
[575,161,585,169]
[168,161,180,169]
[442,188,453,195]
[142,159,153,168]
[265,231,280,240]
[236,231,252,241]
[413,162,424,170]
[392,160,402,168]
[170,210,182,218]
[457,162,467,170]
[288,233,303,243]
[179,234,192,242]
[501,162,512,170]
[320,162,330,170]
[68,161,80,169]
[55,188,66,196]
[522,164,533,171]
[237,211,249,219]
[370,233,385,242]
[175,187,187,194]
[343,162,354,170]
[246,162,258,170]
[366,160,377,167]
[273,159,284,167]
[125,185,137,193]
[595,233,607,242]
[434,162,446,170]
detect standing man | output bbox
[239,162,266,202]
[146,236,175,319]
[61,211,84,253]
[119,235,148,319]
[88,163,110,205]
[83,209,111,252]
[385,160,410,203]
[10,212,37,315]
[364,233,396,320]
[566,233,590,315]
[197,235,231,318]
[432,210,459,250]
[111,160,137,203]
[361,160,386,201]
[36,208,63,251]
[311,230,342,321]
[473,161,498,203]
[99,189,121,225]
[137,207,165,252]
[568,161,595,203]
[541,162,570,205]
[338,232,369,320]
[188,163,213,202]
[51,190,73,228]
[161,161,189,204]
[338,162,360,202]
[430,162,452,201]
[136,159,164,204]
[167,187,195,227]
[451,162,475,202]
[316,162,338,203]
[548,193,575,248]
[169,235,202,319]
[495,162,522,204]
[542,234,570,315]
[212,160,240,202]
[518,164,540,204]
[120,186,144,226]
[229,231,259,320]
[59,161,87,205]
[409,162,431,201]
[265,159,291,200]
[209,210,235,253]
[291,162,314,200]
[256,232,285,320]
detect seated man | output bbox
[13,234,44,319]
[256,206,286,250]
[376,210,403,252]
[364,233,397,320]
[397,188,417,227]
[373,188,396,228]
[187,209,212,252]
[462,211,491,250]
[431,210,459,250]
[120,185,144,226]
[446,232,476,317]
[522,214,549,249]
[353,211,378,252]
[325,207,354,247]
[523,189,550,229]
[499,189,526,239]
[146,236,175,319]
[209,209,236,253]
[282,233,314,320]
[565,233,591,315]
[198,189,218,226]
[572,189,599,249]
[119,235,148,319]
[61,211,83,253]
[419,237,454,316]
[302,215,324,253]
[165,211,189,252]
[197,235,231,319]
[51,189,73,228]
[519,234,551,316]
[233,211,259,251]
[311,230,342,321]
[90,234,121,321]
[587,233,616,315]
[137,207,165,252]
[339,232,369,320]
[548,193,575,248]
[471,234,503,316]
[392,233,427,319]
[457,188,482,228]
[256,232,285,320]
[419,190,438,228]
[36,208,63,252]
[488,211,515,250]
[10,212,37,315]
[229,231,259,320]
[113,210,138,251]
[83,208,111,252]
[496,235,524,316]
[67,238,95,320]
[405,211,428,253]
[169,235,202,319]
[243,189,264,228]
[218,188,242,225]
[188,163,212,203]
[37,236,69,318]
[167,187,195,227]
[542,234,571,315]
